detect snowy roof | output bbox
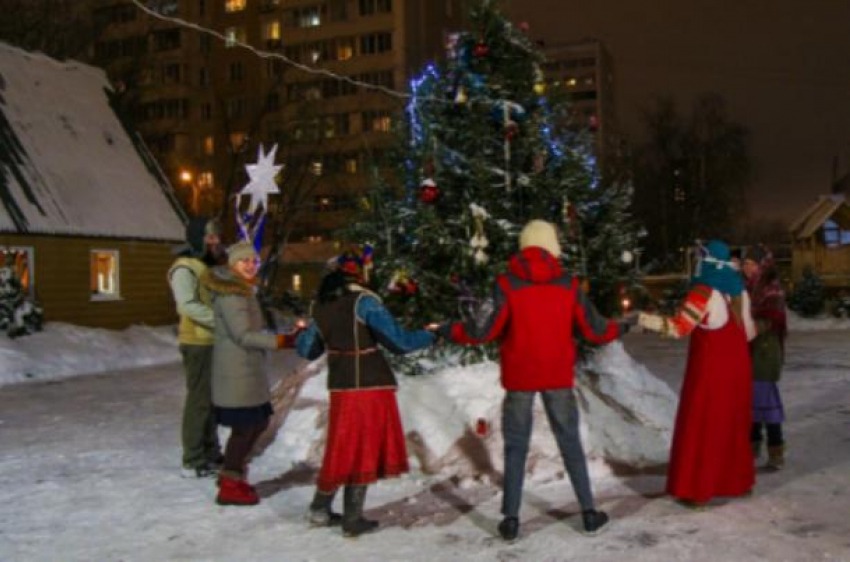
[0,42,185,241]
[790,194,850,240]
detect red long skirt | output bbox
[666,314,755,503]
[317,389,409,492]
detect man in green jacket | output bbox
[168,217,224,478]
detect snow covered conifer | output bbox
[789,266,825,317]
[347,0,638,336]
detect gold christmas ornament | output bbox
[454,86,468,104]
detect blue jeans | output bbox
[501,388,594,517]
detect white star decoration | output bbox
[239,144,282,214]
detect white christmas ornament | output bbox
[621,250,634,264]
[240,144,282,214]
[469,203,490,265]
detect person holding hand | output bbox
[202,241,300,506]
[296,245,436,537]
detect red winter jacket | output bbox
[448,247,622,391]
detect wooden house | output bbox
[790,194,850,287]
[0,43,186,329]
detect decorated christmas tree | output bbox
[347,0,638,336]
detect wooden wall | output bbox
[792,237,850,286]
[0,234,179,329]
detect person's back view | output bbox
[442,220,629,541]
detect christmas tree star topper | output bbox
[240,144,282,214]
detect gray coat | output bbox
[202,266,278,408]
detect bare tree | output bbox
[0,0,95,60]
[631,93,753,267]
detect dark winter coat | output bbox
[746,269,786,382]
[202,266,278,408]
[296,286,434,391]
[446,247,622,391]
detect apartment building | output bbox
[93,0,466,294]
[539,40,619,176]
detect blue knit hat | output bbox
[691,240,744,296]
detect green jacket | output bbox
[202,266,278,408]
[750,320,783,382]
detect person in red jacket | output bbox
[441,219,629,542]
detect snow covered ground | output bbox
[0,323,179,387]
[1,322,849,561]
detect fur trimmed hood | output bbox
[201,266,257,298]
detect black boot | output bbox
[308,489,342,527]
[342,485,379,538]
[498,516,520,542]
[582,509,609,536]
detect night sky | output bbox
[502,0,850,224]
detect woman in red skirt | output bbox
[296,246,437,537]
[639,240,756,507]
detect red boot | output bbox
[216,475,259,506]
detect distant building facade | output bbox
[92,0,466,296]
[538,40,620,177]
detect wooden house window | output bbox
[90,250,121,300]
[0,247,35,297]
[823,220,850,248]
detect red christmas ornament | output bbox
[475,418,489,437]
[419,178,440,203]
[504,120,520,141]
[473,42,490,57]
[404,280,419,295]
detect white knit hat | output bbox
[519,220,561,257]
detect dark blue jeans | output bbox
[501,388,595,518]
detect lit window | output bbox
[336,38,355,60]
[292,274,302,293]
[225,26,245,48]
[316,196,334,210]
[202,135,214,156]
[344,157,358,174]
[263,20,281,40]
[229,132,247,151]
[0,246,35,296]
[311,161,323,176]
[198,171,214,189]
[823,220,850,248]
[567,77,577,87]
[297,6,322,27]
[90,250,120,300]
[225,0,246,12]
[307,235,324,243]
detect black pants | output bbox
[750,422,783,447]
[223,418,269,475]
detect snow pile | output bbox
[0,322,179,387]
[254,342,677,483]
[787,310,850,331]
